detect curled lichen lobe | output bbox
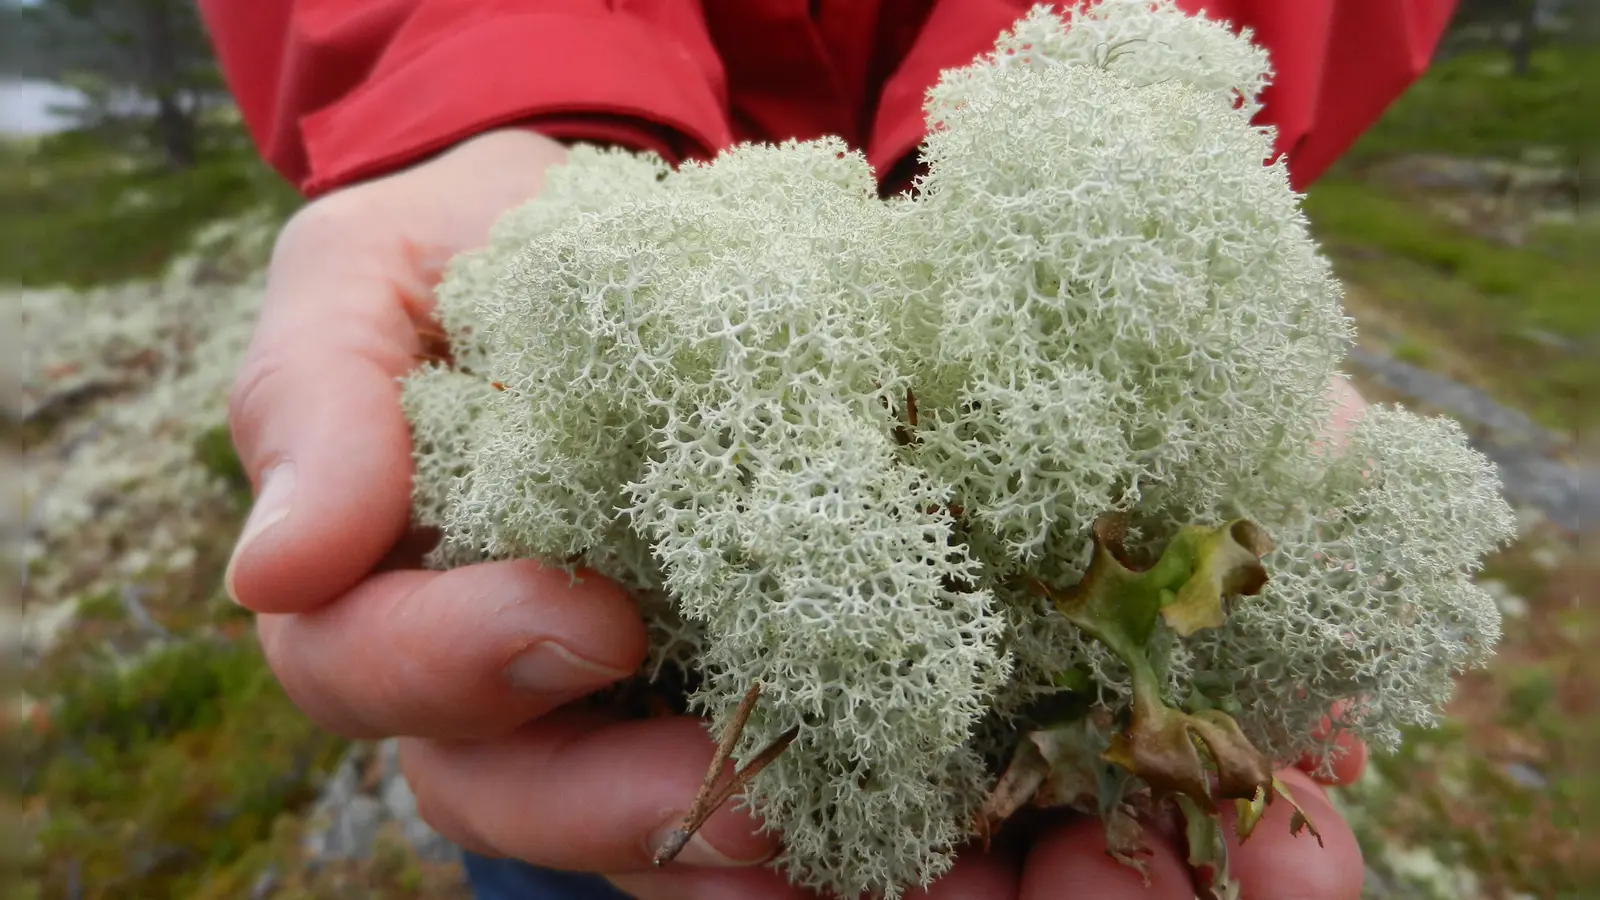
[1037,515,1277,811]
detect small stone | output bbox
[1529,545,1562,571]
[318,745,369,808]
[248,864,279,900]
[1382,843,1484,900]
[379,745,462,865]
[379,762,417,821]
[304,795,386,862]
[1500,761,1547,790]
[1478,580,1528,620]
[377,736,402,782]
[1514,506,1546,540]
[165,546,198,571]
[302,744,388,863]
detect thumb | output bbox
[224,129,573,614]
[224,205,427,614]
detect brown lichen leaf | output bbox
[973,720,1108,846]
[1103,698,1274,813]
[1103,699,1213,806]
[973,737,1051,847]
[1161,520,1273,637]
[1042,514,1278,814]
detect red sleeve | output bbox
[867,0,1459,191]
[196,0,735,197]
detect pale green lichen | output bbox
[400,2,1516,895]
[13,212,276,611]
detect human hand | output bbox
[592,378,1377,899]
[225,124,1373,896]
[405,385,1378,897]
[590,735,1367,900]
[223,126,790,866]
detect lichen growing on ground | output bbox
[399,3,1516,896]
[11,214,273,612]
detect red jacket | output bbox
[197,0,1457,197]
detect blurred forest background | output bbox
[4,1,1593,898]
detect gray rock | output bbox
[1501,761,1548,790]
[1347,347,1595,534]
[314,745,367,810]
[1346,348,1565,451]
[302,738,462,866]
[377,735,402,782]
[1369,153,1576,201]
[303,744,378,863]
[378,744,461,864]
[304,795,386,863]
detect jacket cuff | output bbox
[518,115,689,164]
[298,13,731,195]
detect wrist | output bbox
[515,115,690,165]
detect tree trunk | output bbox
[1508,0,1539,77]
[140,0,198,169]
[154,92,196,170]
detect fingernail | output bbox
[647,823,774,868]
[504,640,632,694]
[225,462,295,604]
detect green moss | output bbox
[1343,45,1593,165]
[1362,719,1581,898]
[187,817,474,900]
[194,424,252,504]
[72,589,128,624]
[0,132,300,288]
[1303,180,1598,433]
[1304,182,1595,332]
[16,636,347,899]
[1388,337,1435,368]
[1300,38,1596,438]
[1346,533,1588,899]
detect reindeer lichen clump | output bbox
[400,3,1515,896]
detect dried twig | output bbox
[653,683,800,866]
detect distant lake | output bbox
[0,78,83,136]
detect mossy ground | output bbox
[8,42,1591,900]
[1336,43,1592,169]
[1305,42,1592,900]
[1333,528,1590,899]
[1304,180,1595,437]
[0,127,299,288]
[5,122,462,899]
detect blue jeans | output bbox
[462,852,635,899]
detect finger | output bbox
[1298,718,1368,787]
[914,849,1023,899]
[398,713,781,873]
[224,200,432,614]
[1328,376,1367,434]
[604,866,812,900]
[1225,768,1364,900]
[257,560,646,739]
[606,840,1022,900]
[1020,815,1195,899]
